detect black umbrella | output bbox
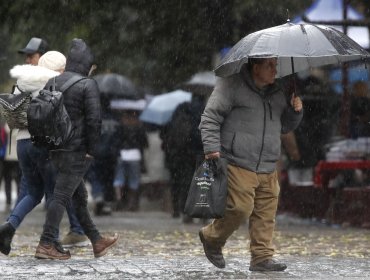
[94,73,139,100]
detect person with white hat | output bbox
[0,38,50,220]
[1,38,50,210]
[0,51,65,256]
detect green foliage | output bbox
[0,0,311,92]
[232,0,312,39]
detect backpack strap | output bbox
[60,75,87,93]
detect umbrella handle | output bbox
[290,57,298,97]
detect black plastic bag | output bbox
[184,157,228,219]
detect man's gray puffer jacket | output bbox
[199,71,303,173]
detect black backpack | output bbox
[27,75,86,150]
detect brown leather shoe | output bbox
[92,233,119,258]
[199,230,225,268]
[35,241,71,260]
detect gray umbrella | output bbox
[94,73,139,100]
[215,22,369,78]
[180,71,216,96]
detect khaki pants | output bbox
[202,164,280,265]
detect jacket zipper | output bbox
[256,100,267,171]
[268,100,272,120]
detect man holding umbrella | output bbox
[198,57,303,271]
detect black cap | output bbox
[18,37,49,55]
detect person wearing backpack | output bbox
[0,50,91,256]
[0,51,65,256]
[21,40,89,248]
[34,38,119,260]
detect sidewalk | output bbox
[0,190,370,279]
[1,254,369,280]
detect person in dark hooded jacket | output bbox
[35,39,119,260]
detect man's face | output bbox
[253,58,278,87]
[25,53,41,65]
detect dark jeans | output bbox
[40,151,101,244]
[9,139,55,229]
[14,140,84,236]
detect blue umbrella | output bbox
[139,90,192,125]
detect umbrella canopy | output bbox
[94,73,139,99]
[139,90,192,125]
[215,22,369,78]
[180,71,216,96]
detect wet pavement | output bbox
[0,197,370,279]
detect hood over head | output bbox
[241,65,279,95]
[65,38,94,76]
[9,64,60,93]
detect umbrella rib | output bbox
[299,24,311,57]
[313,24,367,56]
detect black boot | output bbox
[0,222,15,255]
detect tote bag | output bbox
[0,86,31,129]
[184,157,228,219]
